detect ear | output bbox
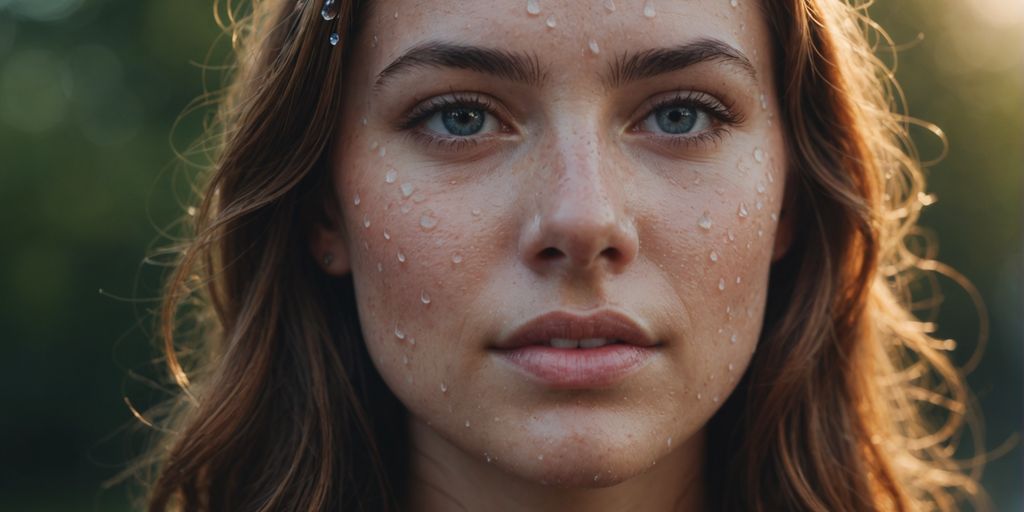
[771,169,798,263]
[309,195,352,277]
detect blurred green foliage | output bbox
[0,0,1019,510]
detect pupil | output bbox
[655,106,697,134]
[442,107,485,136]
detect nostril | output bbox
[538,247,564,261]
[600,247,621,262]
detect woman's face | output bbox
[319,0,790,488]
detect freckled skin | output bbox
[315,1,792,510]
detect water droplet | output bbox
[409,337,416,346]
[712,395,720,403]
[378,145,387,157]
[452,252,463,264]
[727,230,736,242]
[371,34,379,47]
[471,208,482,216]
[400,203,412,214]
[353,193,361,206]
[770,212,779,222]
[588,39,600,54]
[767,170,775,183]
[383,229,390,240]
[362,214,371,228]
[377,262,383,272]
[320,0,339,20]
[697,392,703,400]
[412,192,426,203]
[394,326,406,340]
[709,250,719,262]
[385,168,398,183]
[737,203,749,218]
[718,278,726,291]
[420,290,431,304]
[728,363,735,371]
[440,382,448,393]
[643,0,656,17]
[402,354,409,365]
[756,182,766,194]
[397,250,406,263]
[420,211,438,230]
[756,199,764,210]
[537,454,544,460]
[735,276,742,284]
[759,92,767,109]
[370,140,379,150]
[757,228,763,237]
[730,333,738,344]
[361,116,368,126]
[526,0,541,15]
[604,0,616,11]
[545,15,556,28]
[328,32,340,46]
[730,0,738,7]
[753,147,764,163]
[465,420,471,428]
[186,206,196,216]
[485,452,493,463]
[393,10,398,18]
[400,182,415,197]
[697,211,713,231]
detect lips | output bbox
[491,310,660,388]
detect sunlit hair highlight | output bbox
[118,0,984,510]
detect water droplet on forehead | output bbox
[643,0,656,17]
[604,0,616,11]
[385,168,398,183]
[526,0,541,15]
[420,212,438,231]
[753,147,764,163]
[756,182,766,194]
[588,39,600,54]
[400,182,415,197]
[718,278,726,291]
[320,0,339,20]
[737,203,749,218]
[353,193,360,206]
[421,290,431,304]
[545,15,557,28]
[697,211,713,231]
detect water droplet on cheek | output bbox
[397,250,406,263]
[440,381,448,393]
[400,182,415,197]
[363,214,371,228]
[718,278,726,291]
[420,290,431,304]
[709,250,719,262]
[737,203,749,218]
[385,168,398,183]
[730,333,738,344]
[604,0,616,11]
[394,326,405,340]
[452,252,463,264]
[697,211,713,231]
[643,0,656,17]
[383,228,390,240]
[545,15,557,28]
[420,211,438,230]
[728,363,735,372]
[465,420,471,428]
[754,147,765,163]
[526,0,541,15]
[666,436,673,447]
[353,193,361,206]
[588,39,600,54]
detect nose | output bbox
[519,133,639,277]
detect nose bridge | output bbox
[521,115,638,275]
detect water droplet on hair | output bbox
[394,326,406,340]
[420,211,438,230]
[320,0,339,20]
[753,147,764,163]
[440,381,448,393]
[697,211,713,231]
[328,32,340,46]
[397,250,406,263]
[709,250,719,262]
[401,182,415,197]
[362,214,371,228]
[526,0,541,15]
[471,208,482,216]
[730,333,738,344]
[452,252,464,264]
[353,193,361,206]
[421,290,431,304]
[186,206,196,216]
[545,15,557,28]
[643,0,656,17]
[385,168,398,183]
[588,39,600,54]
[718,278,726,291]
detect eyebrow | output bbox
[374,42,547,90]
[373,38,757,91]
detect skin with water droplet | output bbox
[697,212,713,231]
[588,39,600,54]
[526,0,541,15]
[421,290,431,304]
[385,169,397,183]
[397,250,406,263]
[401,182,415,197]
[545,15,556,28]
[718,278,726,291]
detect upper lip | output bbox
[493,310,660,350]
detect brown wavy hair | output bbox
[116,0,985,509]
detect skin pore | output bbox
[312,0,794,510]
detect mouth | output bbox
[491,310,661,389]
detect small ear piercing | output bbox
[322,253,334,267]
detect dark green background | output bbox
[1,0,1019,510]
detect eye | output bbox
[402,93,506,139]
[424,106,495,136]
[643,105,710,134]
[633,91,742,140]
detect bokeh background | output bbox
[1,0,1020,510]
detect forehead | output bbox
[356,0,770,80]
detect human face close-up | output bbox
[316,0,793,503]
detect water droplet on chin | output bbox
[320,0,339,20]
[588,39,600,54]
[697,211,713,231]
[420,290,431,304]
[526,0,541,15]
[545,15,557,28]
[401,182,415,197]
[385,168,398,183]
[643,0,656,17]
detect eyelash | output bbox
[398,91,742,152]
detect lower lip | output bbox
[492,344,656,389]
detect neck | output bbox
[403,418,706,512]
